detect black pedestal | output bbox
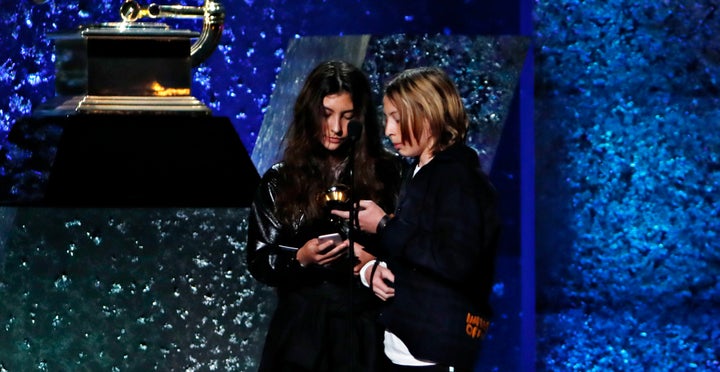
[41,114,259,207]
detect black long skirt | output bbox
[257,280,387,372]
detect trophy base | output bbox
[34,95,211,117]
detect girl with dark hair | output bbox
[246,60,401,371]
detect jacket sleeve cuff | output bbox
[376,214,391,235]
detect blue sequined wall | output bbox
[535,1,720,370]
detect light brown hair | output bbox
[384,67,468,154]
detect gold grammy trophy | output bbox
[42,0,224,115]
[320,184,352,233]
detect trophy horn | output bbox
[120,0,225,67]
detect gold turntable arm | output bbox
[119,0,225,67]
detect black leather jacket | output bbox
[245,154,402,371]
[246,155,402,288]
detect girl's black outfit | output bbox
[377,142,501,371]
[246,156,401,372]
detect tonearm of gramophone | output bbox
[119,0,225,66]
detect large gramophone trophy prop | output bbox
[43,0,224,115]
[31,0,260,207]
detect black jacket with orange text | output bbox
[377,142,501,370]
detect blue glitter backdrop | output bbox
[535,1,720,371]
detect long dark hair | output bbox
[276,60,390,224]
